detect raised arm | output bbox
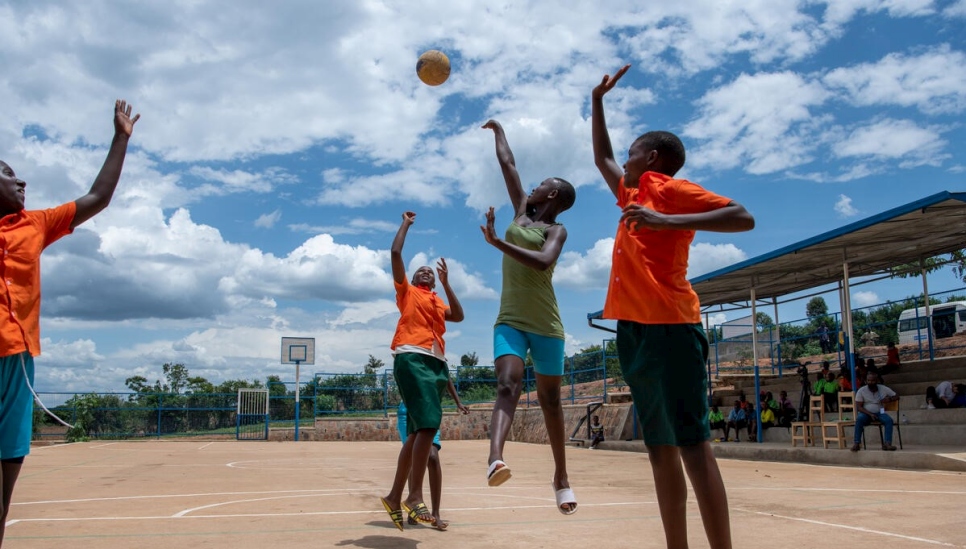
[620,201,755,233]
[391,212,416,285]
[436,257,464,322]
[592,65,630,199]
[482,120,527,216]
[480,207,567,271]
[72,100,140,229]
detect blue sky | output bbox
[2,0,965,393]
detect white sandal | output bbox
[487,460,512,487]
[552,481,577,515]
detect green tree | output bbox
[755,312,774,331]
[460,352,479,367]
[806,297,828,318]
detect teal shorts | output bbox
[616,321,710,446]
[493,323,565,376]
[1,352,35,460]
[397,401,441,449]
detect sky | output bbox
[2,0,965,394]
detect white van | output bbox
[897,301,966,345]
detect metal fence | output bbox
[35,342,617,441]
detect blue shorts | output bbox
[1,353,35,460]
[397,402,441,449]
[493,323,565,376]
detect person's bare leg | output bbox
[1,460,24,545]
[427,446,446,528]
[403,429,437,523]
[384,435,416,509]
[487,355,524,466]
[535,373,574,512]
[647,445,690,549]
[680,442,732,549]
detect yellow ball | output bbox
[416,50,451,86]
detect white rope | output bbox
[22,354,74,429]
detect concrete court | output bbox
[5,439,965,549]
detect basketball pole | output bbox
[295,359,301,441]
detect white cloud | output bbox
[255,209,281,228]
[945,0,966,16]
[824,45,966,115]
[835,194,859,217]
[704,312,728,329]
[688,242,748,278]
[556,238,615,289]
[833,118,948,168]
[852,290,880,307]
[685,72,831,174]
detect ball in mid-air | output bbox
[416,50,450,86]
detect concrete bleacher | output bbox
[711,355,966,447]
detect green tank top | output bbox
[495,220,564,339]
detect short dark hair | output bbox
[551,177,576,212]
[632,131,686,176]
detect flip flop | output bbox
[380,496,404,531]
[401,501,436,526]
[552,481,578,515]
[487,459,512,487]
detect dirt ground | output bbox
[7,439,965,548]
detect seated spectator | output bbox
[738,393,751,412]
[724,400,749,442]
[881,342,901,375]
[759,400,776,430]
[823,371,839,412]
[851,372,899,452]
[746,404,759,442]
[820,360,831,381]
[935,380,955,407]
[708,406,725,440]
[776,390,796,426]
[925,386,947,410]
[764,391,779,413]
[812,372,826,401]
[589,415,605,449]
[837,371,852,392]
[951,384,966,409]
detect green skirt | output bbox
[393,352,448,436]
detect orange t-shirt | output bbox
[390,279,448,355]
[602,172,732,324]
[0,202,76,357]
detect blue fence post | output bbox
[156,394,162,437]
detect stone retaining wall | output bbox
[270,403,635,443]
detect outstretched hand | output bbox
[456,402,470,414]
[114,99,140,137]
[436,257,449,286]
[592,64,631,100]
[480,207,500,245]
[481,119,502,132]
[402,211,416,225]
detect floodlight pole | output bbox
[294,360,301,441]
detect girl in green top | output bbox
[480,120,577,515]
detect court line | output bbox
[9,501,652,524]
[736,508,959,547]
[89,442,118,448]
[197,442,215,450]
